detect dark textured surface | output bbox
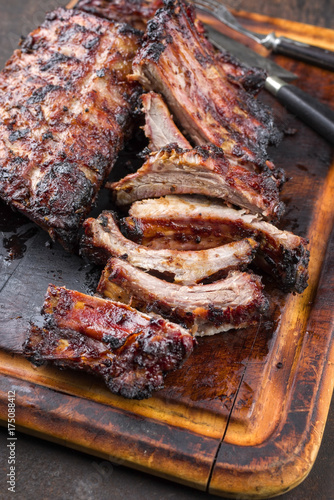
[0,1,333,499]
[0,395,333,500]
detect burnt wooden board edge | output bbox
[0,372,221,491]
[0,349,227,440]
[208,229,334,498]
[232,9,334,49]
[224,155,334,446]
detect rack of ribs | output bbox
[130,0,282,179]
[23,284,195,399]
[81,210,259,283]
[97,257,269,336]
[123,195,309,293]
[0,8,141,250]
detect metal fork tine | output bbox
[192,0,268,44]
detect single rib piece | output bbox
[23,284,194,399]
[81,210,259,284]
[141,91,191,150]
[0,8,141,249]
[76,0,163,30]
[124,195,309,293]
[122,195,309,293]
[130,0,281,176]
[97,258,269,336]
[108,145,284,219]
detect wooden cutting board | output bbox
[0,6,333,498]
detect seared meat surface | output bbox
[0,8,140,249]
[23,284,194,399]
[97,257,269,336]
[141,91,191,150]
[124,195,309,293]
[81,210,259,284]
[131,0,281,178]
[108,145,284,219]
[76,0,163,30]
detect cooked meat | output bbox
[191,18,268,97]
[97,257,269,336]
[81,210,259,284]
[141,91,191,150]
[0,8,141,250]
[23,284,194,399]
[123,195,309,293]
[107,145,284,219]
[213,50,268,96]
[130,0,282,179]
[75,0,163,30]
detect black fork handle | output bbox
[265,76,334,144]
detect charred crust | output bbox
[117,23,143,38]
[8,128,30,142]
[193,144,225,160]
[159,143,186,155]
[40,52,71,72]
[83,36,100,50]
[142,41,166,62]
[27,84,61,105]
[23,286,194,400]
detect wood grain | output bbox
[210,230,334,498]
[0,6,333,499]
[232,0,334,30]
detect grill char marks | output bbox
[0,8,141,250]
[97,257,269,336]
[141,91,191,150]
[75,0,163,30]
[23,284,194,399]
[80,210,259,284]
[123,195,309,293]
[131,0,282,179]
[108,145,284,219]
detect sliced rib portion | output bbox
[0,8,141,249]
[108,145,284,219]
[76,0,163,30]
[141,91,191,150]
[81,210,259,284]
[23,284,194,399]
[131,0,281,176]
[123,195,309,293]
[97,258,269,336]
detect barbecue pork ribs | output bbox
[0,8,140,249]
[97,257,269,335]
[130,0,282,179]
[81,210,259,284]
[108,145,284,219]
[123,195,309,293]
[24,284,195,399]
